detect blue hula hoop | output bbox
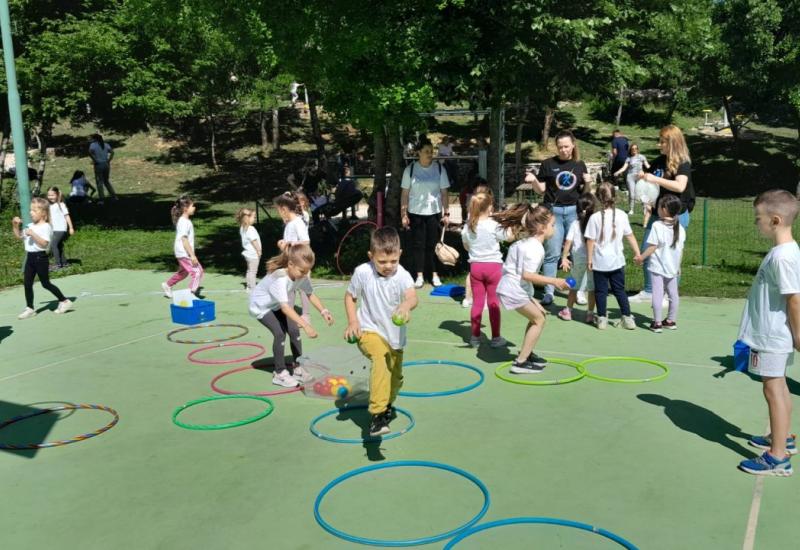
[443,516,639,549]
[309,404,415,444]
[399,360,484,398]
[314,460,490,547]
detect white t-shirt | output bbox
[401,161,450,216]
[174,217,195,259]
[49,202,69,232]
[645,220,686,278]
[461,218,508,264]
[240,225,261,260]
[565,220,587,263]
[23,222,51,252]
[438,144,453,157]
[249,268,314,319]
[627,154,648,176]
[739,242,800,354]
[283,216,309,243]
[89,141,112,163]
[70,176,89,197]
[500,237,545,298]
[584,208,632,272]
[347,262,414,350]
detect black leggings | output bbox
[409,212,441,277]
[259,309,302,373]
[592,267,630,317]
[51,231,68,267]
[24,251,66,308]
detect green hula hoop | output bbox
[579,356,669,383]
[172,395,274,430]
[495,358,586,386]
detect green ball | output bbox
[392,314,406,326]
[347,334,358,344]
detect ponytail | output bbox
[171,194,193,225]
[657,194,682,249]
[595,182,617,244]
[467,192,493,234]
[265,242,315,274]
[493,202,552,239]
[274,191,302,216]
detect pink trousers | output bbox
[470,262,502,338]
[167,257,204,293]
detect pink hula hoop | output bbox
[210,365,302,396]
[335,221,379,275]
[187,342,266,365]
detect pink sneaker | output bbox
[557,307,572,321]
[585,312,596,325]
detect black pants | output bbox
[24,251,66,308]
[259,308,301,372]
[593,267,630,317]
[409,212,441,277]
[51,231,68,267]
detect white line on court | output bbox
[742,421,770,550]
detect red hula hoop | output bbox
[187,342,266,365]
[210,365,302,396]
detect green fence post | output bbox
[701,198,709,266]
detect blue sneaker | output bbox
[739,452,793,477]
[748,434,797,455]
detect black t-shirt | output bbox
[538,157,589,206]
[648,155,695,213]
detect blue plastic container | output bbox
[170,300,216,325]
[733,340,750,372]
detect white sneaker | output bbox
[597,316,609,330]
[18,307,36,320]
[291,365,310,383]
[629,291,652,303]
[414,275,424,288]
[431,274,442,287]
[621,315,636,330]
[272,370,299,388]
[469,335,481,347]
[462,297,473,308]
[161,282,173,298]
[489,336,507,348]
[576,291,587,305]
[55,299,73,314]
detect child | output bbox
[558,193,598,323]
[495,204,570,373]
[737,190,800,477]
[236,207,262,292]
[67,170,96,204]
[162,195,203,298]
[635,195,685,332]
[584,182,642,330]
[461,181,490,309]
[344,227,418,436]
[612,143,650,215]
[296,191,311,226]
[46,186,75,270]
[11,198,73,319]
[250,244,334,387]
[275,191,312,320]
[461,190,511,347]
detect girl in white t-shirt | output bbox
[162,195,203,298]
[11,197,73,319]
[496,204,570,374]
[46,187,74,270]
[584,183,642,330]
[558,193,598,323]
[67,170,96,204]
[275,191,312,320]
[296,191,311,227]
[612,143,650,215]
[636,194,685,332]
[236,207,262,292]
[249,243,334,387]
[461,190,512,348]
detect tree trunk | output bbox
[665,91,678,124]
[369,126,387,222]
[209,112,219,171]
[271,106,280,151]
[386,122,405,228]
[721,95,739,144]
[539,106,555,151]
[615,87,624,126]
[514,97,529,186]
[307,90,326,166]
[260,110,269,155]
[488,106,505,205]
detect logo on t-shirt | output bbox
[556,171,578,191]
[653,168,664,178]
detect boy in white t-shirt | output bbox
[344,227,418,437]
[737,190,800,477]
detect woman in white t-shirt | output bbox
[162,195,203,298]
[11,197,73,319]
[558,193,598,323]
[46,187,75,270]
[636,194,685,332]
[401,140,450,288]
[584,183,642,330]
[236,207,262,292]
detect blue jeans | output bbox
[543,205,578,296]
[593,267,630,317]
[642,211,690,293]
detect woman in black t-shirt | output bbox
[525,130,592,305]
[630,124,695,302]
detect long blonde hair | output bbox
[493,203,553,239]
[659,125,691,176]
[596,182,617,244]
[467,192,494,234]
[265,242,315,273]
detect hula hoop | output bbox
[172,395,274,430]
[314,460,490,547]
[495,358,586,386]
[0,404,119,450]
[187,342,266,365]
[580,356,669,384]
[399,360,484,397]
[210,365,302,396]
[443,517,639,549]
[336,221,378,275]
[310,404,415,444]
[167,323,249,344]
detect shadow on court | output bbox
[711,354,800,396]
[637,394,756,459]
[333,405,386,462]
[0,326,12,344]
[0,401,60,459]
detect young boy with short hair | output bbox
[738,189,800,476]
[344,227,418,437]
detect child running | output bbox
[236,207,262,292]
[461,189,511,347]
[635,195,685,332]
[737,190,800,477]
[46,186,74,270]
[12,198,73,319]
[496,204,570,373]
[558,193,598,323]
[162,195,203,298]
[461,181,490,309]
[250,243,334,387]
[585,182,642,330]
[344,227,418,436]
[275,191,312,320]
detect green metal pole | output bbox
[0,0,31,225]
[701,197,709,266]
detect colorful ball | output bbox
[337,386,349,398]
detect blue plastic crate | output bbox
[733,340,750,372]
[170,300,216,325]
